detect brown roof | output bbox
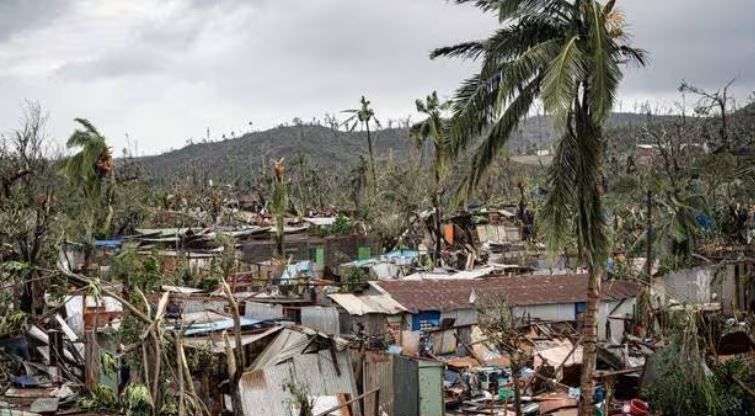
[374,274,640,313]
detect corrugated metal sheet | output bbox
[168,310,259,335]
[183,326,283,353]
[393,355,419,416]
[300,306,340,335]
[240,348,361,416]
[329,293,406,316]
[363,351,394,416]
[250,329,311,370]
[245,301,284,320]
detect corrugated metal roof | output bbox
[328,293,407,316]
[169,310,260,335]
[375,274,641,313]
[183,325,283,353]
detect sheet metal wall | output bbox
[393,355,419,416]
[300,306,340,335]
[363,351,394,416]
[244,302,284,320]
[240,348,361,416]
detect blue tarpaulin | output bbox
[94,239,122,249]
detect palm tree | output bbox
[343,96,381,195]
[61,118,114,240]
[411,91,455,266]
[432,1,646,414]
[270,158,288,260]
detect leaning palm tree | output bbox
[411,91,455,266]
[432,1,646,414]
[343,96,381,195]
[61,118,114,240]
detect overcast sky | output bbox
[1,0,753,155]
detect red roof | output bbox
[374,274,640,313]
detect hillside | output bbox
[136,112,673,182]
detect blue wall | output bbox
[411,311,441,331]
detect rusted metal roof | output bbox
[374,274,640,313]
[328,293,406,316]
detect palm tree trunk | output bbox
[511,362,523,416]
[433,167,443,267]
[365,123,377,195]
[578,264,602,416]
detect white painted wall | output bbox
[512,303,576,322]
[598,298,636,343]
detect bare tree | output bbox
[475,295,527,416]
[679,79,736,151]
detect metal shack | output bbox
[393,356,444,416]
[239,326,361,416]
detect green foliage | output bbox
[0,262,30,336]
[78,384,118,412]
[282,378,314,416]
[100,350,117,378]
[644,311,755,416]
[124,384,154,416]
[108,249,161,293]
[332,214,353,235]
[341,267,368,292]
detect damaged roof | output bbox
[374,274,641,313]
[328,293,406,315]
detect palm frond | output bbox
[540,131,579,253]
[430,41,485,60]
[463,78,540,195]
[449,39,559,156]
[617,45,649,67]
[585,0,621,124]
[542,35,587,128]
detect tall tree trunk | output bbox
[511,362,523,416]
[434,193,443,267]
[578,264,602,416]
[366,123,377,196]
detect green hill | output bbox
[135,112,677,182]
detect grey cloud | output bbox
[0,0,753,155]
[621,0,755,99]
[0,0,69,42]
[55,50,163,80]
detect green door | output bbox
[418,361,444,416]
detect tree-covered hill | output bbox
[135,112,678,182]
